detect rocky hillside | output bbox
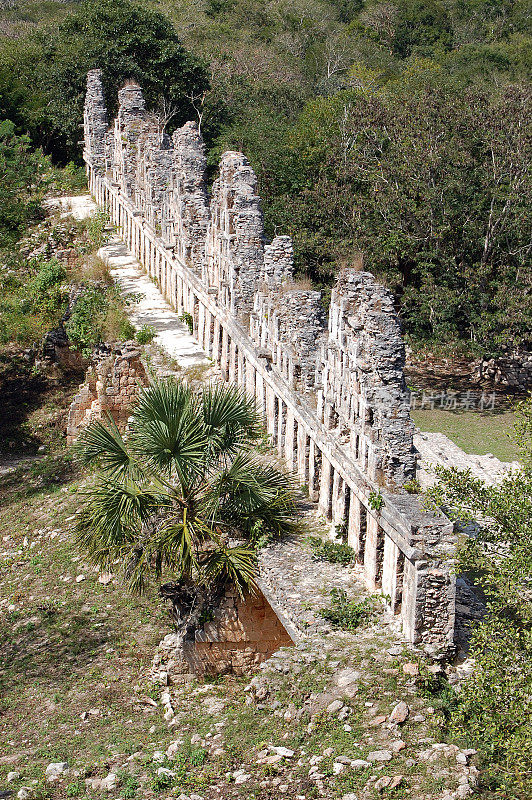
[1,467,477,800]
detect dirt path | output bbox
[49,194,209,370]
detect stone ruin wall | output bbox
[66,342,147,445]
[186,587,293,677]
[82,70,456,656]
[474,352,532,391]
[152,586,294,682]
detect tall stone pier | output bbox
[83,69,456,655]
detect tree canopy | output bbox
[0,119,49,249]
[0,0,530,353]
[248,74,532,354]
[0,0,208,162]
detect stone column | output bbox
[332,473,347,527]
[364,514,380,589]
[347,494,366,560]
[382,536,400,612]
[245,360,256,399]
[318,457,333,519]
[296,425,308,484]
[284,410,296,471]
[255,370,265,413]
[237,347,245,385]
[265,385,277,440]
[198,304,206,352]
[229,341,237,382]
[204,310,212,356]
[221,328,229,379]
[401,558,418,643]
[212,319,221,362]
[308,439,320,502]
[277,400,286,455]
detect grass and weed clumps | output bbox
[318,588,377,630]
[135,324,157,345]
[307,534,355,565]
[65,284,135,357]
[0,210,124,351]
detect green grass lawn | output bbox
[412,409,520,462]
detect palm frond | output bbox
[130,411,207,486]
[204,451,299,538]
[132,377,193,428]
[153,515,197,580]
[73,416,139,480]
[200,545,258,598]
[75,478,170,569]
[201,383,264,456]
[123,545,153,595]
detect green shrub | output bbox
[428,398,532,798]
[0,305,47,345]
[449,620,532,797]
[49,162,87,195]
[86,209,110,249]
[65,285,106,356]
[151,771,174,792]
[29,257,67,315]
[318,588,376,630]
[65,284,133,356]
[135,324,157,344]
[189,747,206,767]
[122,776,139,798]
[179,312,194,334]
[0,120,50,248]
[307,535,354,565]
[368,491,384,511]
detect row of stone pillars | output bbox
[91,171,452,648]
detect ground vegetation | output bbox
[429,399,532,798]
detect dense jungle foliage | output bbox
[429,399,532,799]
[0,0,530,352]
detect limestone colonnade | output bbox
[84,70,456,654]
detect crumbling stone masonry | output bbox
[152,587,294,681]
[66,342,147,445]
[83,70,456,655]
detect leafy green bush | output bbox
[122,776,139,799]
[248,518,273,549]
[189,747,206,767]
[49,162,87,195]
[65,285,134,356]
[151,771,174,792]
[65,286,105,355]
[429,398,532,798]
[179,312,194,334]
[318,588,376,630]
[0,120,50,248]
[135,324,157,345]
[307,535,354,565]
[29,257,67,315]
[368,491,384,511]
[0,297,48,345]
[86,209,110,249]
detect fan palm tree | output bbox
[74,378,298,631]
